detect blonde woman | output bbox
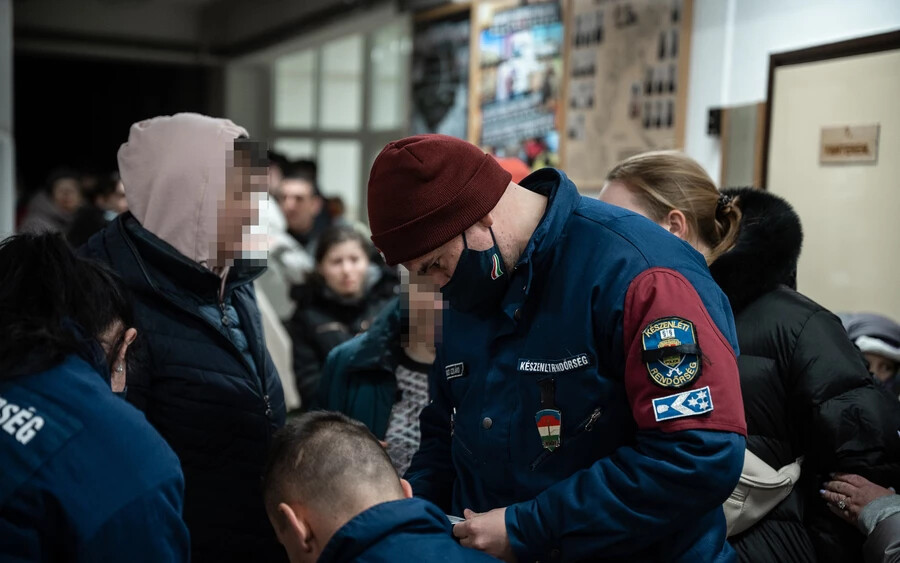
[600,151,900,563]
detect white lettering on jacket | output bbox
[517,354,592,374]
[0,394,46,445]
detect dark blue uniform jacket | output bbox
[0,355,189,562]
[318,497,498,563]
[405,169,748,562]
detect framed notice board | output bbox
[560,0,692,192]
[469,0,565,169]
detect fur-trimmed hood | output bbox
[708,188,803,314]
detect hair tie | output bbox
[716,193,733,215]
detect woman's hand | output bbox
[821,473,895,525]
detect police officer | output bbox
[366,135,748,562]
[0,234,189,562]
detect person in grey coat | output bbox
[822,473,900,563]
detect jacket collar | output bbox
[317,498,451,563]
[100,212,264,304]
[708,188,803,314]
[343,297,401,377]
[499,168,581,322]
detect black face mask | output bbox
[440,228,510,314]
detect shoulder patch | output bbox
[641,317,701,388]
[653,386,714,422]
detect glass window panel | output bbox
[274,49,317,129]
[369,21,412,131]
[320,34,364,130]
[318,140,362,222]
[273,138,316,160]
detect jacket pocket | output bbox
[530,406,604,470]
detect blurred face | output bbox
[318,240,369,298]
[268,164,284,194]
[404,271,443,349]
[218,148,269,265]
[864,353,899,384]
[52,178,82,213]
[280,178,322,235]
[98,181,128,214]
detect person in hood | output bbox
[288,225,396,410]
[19,168,83,234]
[368,135,746,562]
[263,410,498,563]
[0,233,189,562]
[600,150,900,563]
[840,313,900,398]
[81,113,287,563]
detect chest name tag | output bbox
[653,386,714,422]
[445,362,466,380]
[517,354,592,375]
[641,317,701,388]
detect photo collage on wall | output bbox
[411,13,471,139]
[478,1,564,169]
[564,0,689,191]
[637,0,680,130]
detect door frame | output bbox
[761,29,900,189]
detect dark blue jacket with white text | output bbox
[0,355,189,562]
[405,169,748,562]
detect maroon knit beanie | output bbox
[367,135,512,266]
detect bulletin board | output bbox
[468,0,565,168]
[411,3,472,139]
[560,0,693,192]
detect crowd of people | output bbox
[2,112,899,563]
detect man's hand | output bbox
[452,507,517,562]
[821,473,896,525]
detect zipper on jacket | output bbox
[219,300,231,327]
[218,268,231,327]
[584,407,603,432]
[117,221,270,417]
[530,406,603,470]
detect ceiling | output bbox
[13,0,380,58]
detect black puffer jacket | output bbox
[83,214,287,563]
[288,273,395,409]
[711,188,900,563]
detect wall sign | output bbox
[820,124,880,164]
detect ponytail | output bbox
[708,194,741,263]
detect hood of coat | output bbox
[709,187,803,314]
[117,113,250,267]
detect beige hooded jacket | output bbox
[118,112,248,268]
